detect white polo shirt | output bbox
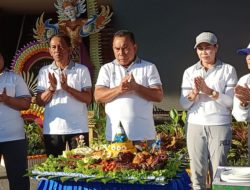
[180,59,238,125]
[232,74,250,122]
[0,70,31,142]
[37,61,92,135]
[95,58,162,141]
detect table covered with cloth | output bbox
[35,170,191,190]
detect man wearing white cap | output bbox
[180,31,238,189]
[232,43,250,166]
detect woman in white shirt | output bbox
[180,32,238,190]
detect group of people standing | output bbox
[0,30,250,190]
[0,30,163,190]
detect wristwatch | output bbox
[209,90,218,99]
[240,102,249,108]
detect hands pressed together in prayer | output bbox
[234,84,250,107]
[119,73,138,94]
[194,76,213,95]
[48,72,68,92]
[187,76,216,101]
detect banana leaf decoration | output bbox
[22,71,38,96]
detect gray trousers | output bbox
[186,123,231,190]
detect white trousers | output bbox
[186,123,231,190]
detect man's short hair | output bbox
[49,33,71,47]
[113,30,136,44]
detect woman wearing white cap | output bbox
[180,31,238,189]
[232,43,250,166]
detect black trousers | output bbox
[0,139,30,190]
[44,132,89,157]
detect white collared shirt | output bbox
[37,61,92,134]
[232,74,250,122]
[0,70,31,142]
[180,59,238,125]
[96,58,162,141]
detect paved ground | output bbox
[0,165,38,190]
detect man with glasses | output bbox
[179,31,238,189]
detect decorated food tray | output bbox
[29,150,186,185]
[32,170,166,183]
[29,123,188,185]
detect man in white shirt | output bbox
[0,51,31,190]
[37,33,92,157]
[94,30,163,143]
[232,43,250,166]
[180,31,238,189]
